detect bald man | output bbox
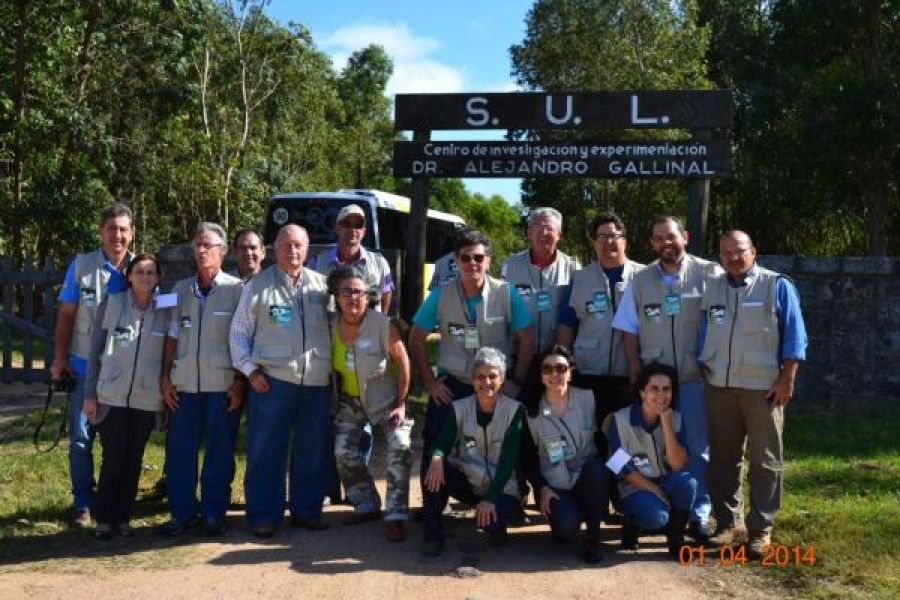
[698,230,807,559]
[230,224,333,537]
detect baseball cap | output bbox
[336,204,366,224]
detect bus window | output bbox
[264,195,376,247]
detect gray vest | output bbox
[501,250,579,354]
[569,260,644,377]
[169,271,243,393]
[332,309,397,422]
[96,292,169,412]
[612,405,683,499]
[630,254,715,382]
[437,276,513,384]
[526,386,597,490]
[448,394,521,498]
[246,265,332,386]
[700,266,782,390]
[69,249,132,359]
[314,246,391,311]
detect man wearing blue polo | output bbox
[50,203,133,528]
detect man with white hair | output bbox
[501,207,580,356]
[230,224,332,538]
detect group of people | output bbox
[51,200,807,564]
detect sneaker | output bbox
[746,530,771,560]
[94,523,113,540]
[421,540,445,558]
[709,526,739,547]
[118,523,135,537]
[688,521,713,543]
[72,509,92,529]
[385,521,406,543]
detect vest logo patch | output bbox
[631,453,654,477]
[709,305,726,325]
[268,304,292,325]
[642,303,662,323]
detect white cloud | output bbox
[319,22,465,95]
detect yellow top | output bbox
[332,332,360,396]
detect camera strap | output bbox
[33,381,70,453]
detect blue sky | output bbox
[267,0,536,204]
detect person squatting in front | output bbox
[328,266,413,542]
[229,224,332,538]
[421,347,525,557]
[521,345,610,564]
[82,253,169,539]
[159,223,245,536]
[606,362,699,557]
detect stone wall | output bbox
[757,255,900,406]
[157,246,900,406]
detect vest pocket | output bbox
[258,344,292,359]
[741,350,778,380]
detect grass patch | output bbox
[744,404,900,599]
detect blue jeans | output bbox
[620,470,698,531]
[546,457,610,542]
[68,370,96,512]
[422,460,518,543]
[419,375,474,478]
[678,381,711,524]
[165,392,240,523]
[244,378,331,527]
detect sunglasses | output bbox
[458,253,486,264]
[541,363,570,375]
[340,221,365,230]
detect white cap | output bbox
[336,204,365,224]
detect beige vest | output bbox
[631,254,715,382]
[569,260,644,377]
[700,266,781,390]
[526,386,597,490]
[437,276,513,384]
[501,249,579,354]
[96,292,169,412]
[332,310,397,422]
[612,405,682,499]
[170,271,243,393]
[69,249,132,359]
[448,394,521,498]
[247,265,332,386]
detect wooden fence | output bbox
[0,256,62,384]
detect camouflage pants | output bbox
[334,392,413,521]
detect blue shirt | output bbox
[557,264,624,328]
[697,270,808,363]
[58,252,128,375]
[607,403,689,478]
[412,283,532,332]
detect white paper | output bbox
[605,447,632,475]
[155,293,178,309]
[741,301,764,307]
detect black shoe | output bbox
[94,522,113,540]
[583,533,604,564]
[621,517,639,550]
[667,510,691,558]
[688,521,713,543]
[160,515,200,536]
[290,516,330,531]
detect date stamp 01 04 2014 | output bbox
[678,545,817,567]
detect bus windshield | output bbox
[263,194,376,247]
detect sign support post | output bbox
[402,129,430,324]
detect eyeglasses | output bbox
[541,363,570,375]
[340,221,365,230]
[339,288,368,299]
[458,253,486,264]
[194,242,223,250]
[595,233,623,243]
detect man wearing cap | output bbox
[50,203,133,529]
[312,204,394,313]
[501,207,580,357]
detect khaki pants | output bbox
[704,385,784,533]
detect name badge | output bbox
[592,291,609,314]
[464,326,480,349]
[80,288,97,307]
[268,304,292,325]
[516,284,534,301]
[344,348,355,371]
[709,305,726,325]
[464,436,478,453]
[664,292,682,316]
[642,303,662,324]
[545,438,569,464]
[536,290,552,312]
[113,327,131,348]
